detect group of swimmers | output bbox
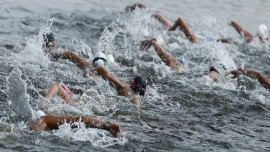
[13,3,270,138]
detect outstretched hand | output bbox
[109,122,123,138]
[140,37,156,51]
[230,68,244,78]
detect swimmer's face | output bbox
[209,67,221,82]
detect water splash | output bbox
[6,66,34,122]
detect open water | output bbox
[0,0,270,151]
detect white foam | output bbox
[6,67,34,122]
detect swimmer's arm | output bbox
[140,38,172,64]
[131,96,143,106]
[46,83,73,105]
[231,68,270,89]
[54,52,91,68]
[216,38,235,46]
[170,18,197,43]
[152,12,172,30]
[53,52,97,77]
[140,38,180,71]
[96,66,125,88]
[21,42,27,46]
[230,21,253,43]
[152,40,179,67]
[29,115,122,137]
[125,3,147,12]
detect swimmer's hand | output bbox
[125,3,147,12]
[21,42,27,46]
[109,122,123,138]
[140,37,156,51]
[230,68,244,78]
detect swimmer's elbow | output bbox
[131,97,143,107]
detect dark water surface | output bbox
[0,0,270,151]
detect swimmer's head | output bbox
[209,61,228,77]
[43,32,55,47]
[257,24,268,41]
[92,52,107,67]
[130,75,146,96]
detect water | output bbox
[0,0,270,151]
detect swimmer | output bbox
[126,3,234,45]
[28,115,122,137]
[208,61,229,82]
[38,82,122,137]
[94,61,147,106]
[7,67,122,138]
[230,68,270,89]
[39,33,147,106]
[208,61,270,90]
[40,33,97,76]
[230,21,268,43]
[55,50,147,106]
[45,83,74,105]
[140,37,187,73]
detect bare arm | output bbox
[96,66,143,106]
[231,68,270,89]
[152,12,172,30]
[53,52,97,77]
[231,21,253,43]
[140,38,182,73]
[170,18,197,43]
[54,52,91,69]
[96,66,124,88]
[125,3,147,12]
[28,115,122,137]
[216,38,235,46]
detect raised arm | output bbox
[54,52,91,68]
[140,37,182,73]
[231,21,253,43]
[125,3,147,12]
[95,66,143,106]
[216,38,235,46]
[28,115,122,137]
[53,52,97,77]
[152,12,172,30]
[46,83,73,105]
[170,18,197,43]
[96,66,124,88]
[231,68,270,89]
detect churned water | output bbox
[0,0,270,151]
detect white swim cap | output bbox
[107,54,115,64]
[257,24,268,40]
[92,52,107,67]
[35,110,45,118]
[210,61,228,77]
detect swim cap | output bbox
[35,110,45,118]
[178,56,187,65]
[60,84,73,96]
[43,33,55,46]
[92,52,107,67]
[130,75,146,96]
[209,61,228,77]
[257,24,268,40]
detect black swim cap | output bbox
[130,75,147,96]
[43,33,55,46]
